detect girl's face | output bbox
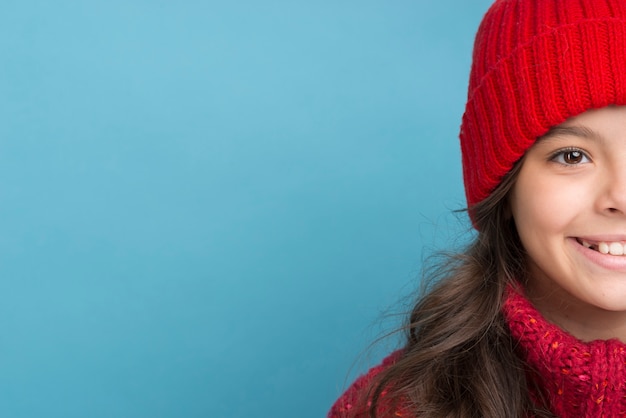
[510,105,626,341]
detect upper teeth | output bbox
[583,240,626,255]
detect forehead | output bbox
[537,106,626,146]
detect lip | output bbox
[576,235,626,243]
[570,237,626,271]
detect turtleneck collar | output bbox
[502,286,626,417]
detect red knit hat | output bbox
[461,0,626,211]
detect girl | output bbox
[329,0,626,417]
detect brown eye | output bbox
[551,148,589,165]
[563,150,583,164]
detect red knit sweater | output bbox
[329,288,626,417]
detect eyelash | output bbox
[548,147,591,165]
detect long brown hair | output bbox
[365,160,556,417]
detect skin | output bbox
[510,105,626,342]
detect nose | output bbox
[599,163,626,215]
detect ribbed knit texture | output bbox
[328,287,626,417]
[461,0,626,210]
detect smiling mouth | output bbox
[577,238,626,255]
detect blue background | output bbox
[0,1,493,417]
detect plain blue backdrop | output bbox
[0,1,494,417]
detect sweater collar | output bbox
[502,286,626,417]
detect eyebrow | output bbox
[539,125,602,142]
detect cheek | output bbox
[511,175,581,240]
